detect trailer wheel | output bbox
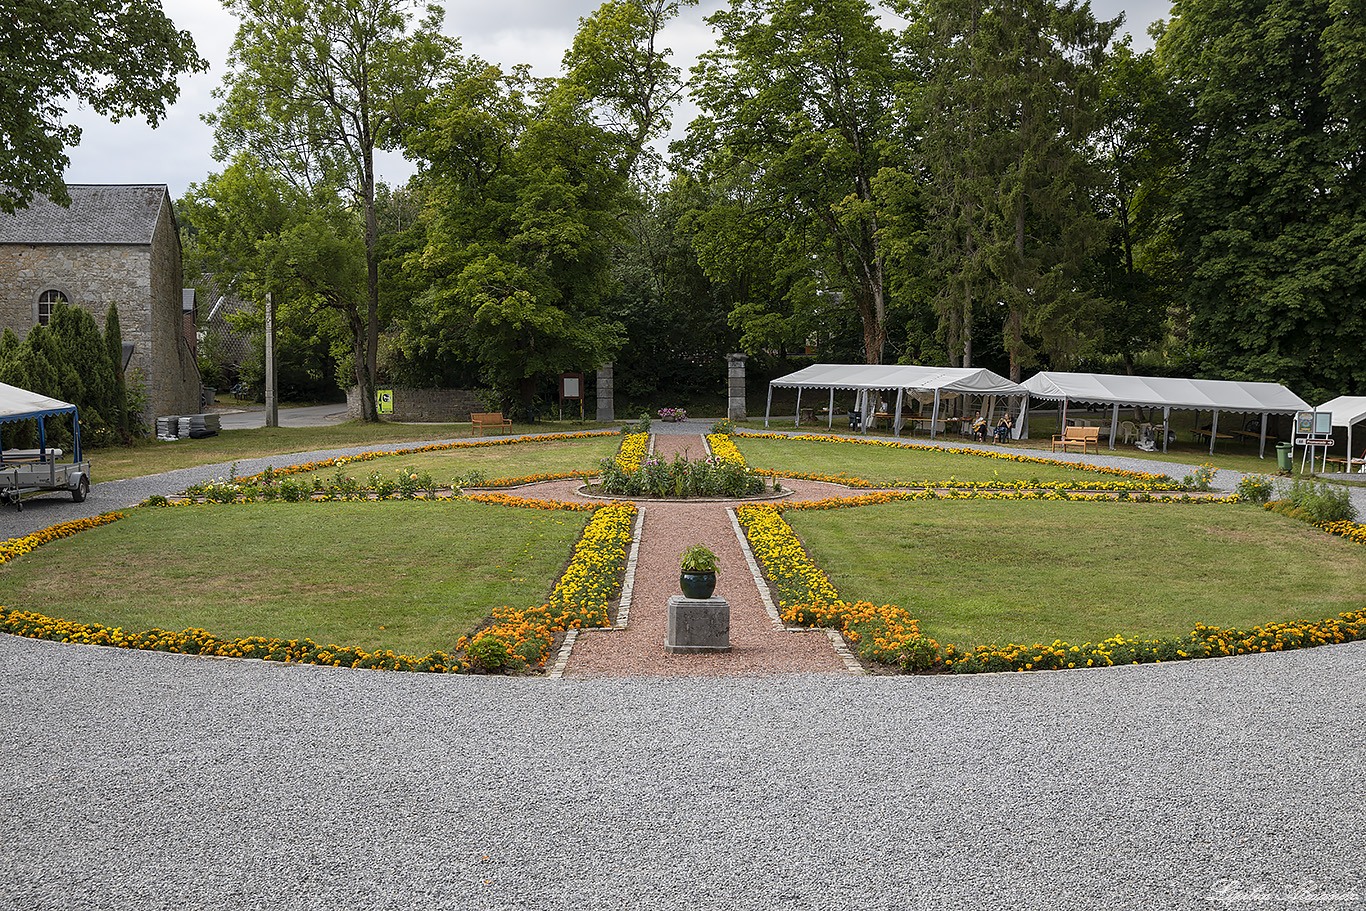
[72,475,89,503]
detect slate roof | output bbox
[0,184,170,245]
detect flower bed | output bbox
[0,483,635,676]
[738,499,1366,675]
[0,609,464,673]
[456,502,637,671]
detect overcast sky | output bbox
[63,0,1173,200]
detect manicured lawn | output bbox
[785,499,1366,649]
[0,501,589,656]
[735,417,1303,478]
[277,436,621,487]
[91,420,612,482]
[733,434,1158,486]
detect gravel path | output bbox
[2,632,1362,910]
[4,421,1365,908]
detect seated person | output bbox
[970,413,987,441]
[993,414,1013,442]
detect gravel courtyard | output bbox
[2,425,1364,909]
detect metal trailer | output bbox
[0,382,92,512]
[0,452,91,511]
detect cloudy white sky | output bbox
[63,0,1173,199]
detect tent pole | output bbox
[1209,409,1219,457]
[1061,398,1068,432]
[1349,422,1355,471]
[828,388,835,429]
[930,391,941,441]
[1016,395,1028,440]
[1109,404,1119,451]
[1163,407,1171,453]
[794,386,803,428]
[893,388,904,437]
[1259,412,1268,459]
[764,385,773,428]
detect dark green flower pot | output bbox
[679,570,717,599]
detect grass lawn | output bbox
[732,420,1300,477]
[278,435,622,487]
[0,501,589,656]
[733,434,1159,486]
[91,420,614,482]
[785,499,1366,649]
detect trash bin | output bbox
[1276,442,1293,471]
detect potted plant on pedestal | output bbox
[679,544,718,599]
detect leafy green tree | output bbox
[208,0,456,419]
[0,0,206,213]
[401,62,630,412]
[902,0,1120,379]
[104,304,128,435]
[685,0,901,364]
[180,154,362,403]
[1158,0,1366,400]
[562,0,690,180]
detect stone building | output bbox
[0,184,201,425]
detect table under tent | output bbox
[1313,396,1366,472]
[764,364,1027,440]
[1020,372,1310,458]
[0,381,92,510]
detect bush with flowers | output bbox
[658,407,686,422]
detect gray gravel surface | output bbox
[2,633,1363,910]
[4,423,1365,908]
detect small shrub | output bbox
[467,634,515,671]
[710,418,736,435]
[1235,474,1275,504]
[1281,477,1357,523]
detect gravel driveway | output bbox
[3,422,1364,909]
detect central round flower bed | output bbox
[593,452,773,499]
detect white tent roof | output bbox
[769,363,1025,395]
[0,381,78,423]
[1022,371,1309,413]
[1316,396,1366,428]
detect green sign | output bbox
[377,389,394,415]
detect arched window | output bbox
[37,289,67,326]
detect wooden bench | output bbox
[1051,425,1100,454]
[470,411,512,435]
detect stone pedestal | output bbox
[596,362,615,423]
[665,595,731,654]
[726,353,747,421]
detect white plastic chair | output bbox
[1120,420,1138,444]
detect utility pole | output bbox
[264,292,278,428]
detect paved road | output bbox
[212,402,351,430]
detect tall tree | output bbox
[399,62,631,412]
[0,0,206,213]
[1158,0,1366,401]
[685,0,901,364]
[904,0,1120,379]
[207,0,455,420]
[180,154,363,402]
[562,0,691,181]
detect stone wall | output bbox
[0,195,199,424]
[346,386,484,422]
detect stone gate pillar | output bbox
[726,353,747,421]
[596,363,615,423]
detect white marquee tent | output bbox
[765,364,1026,440]
[1314,396,1366,470]
[1022,371,1309,457]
